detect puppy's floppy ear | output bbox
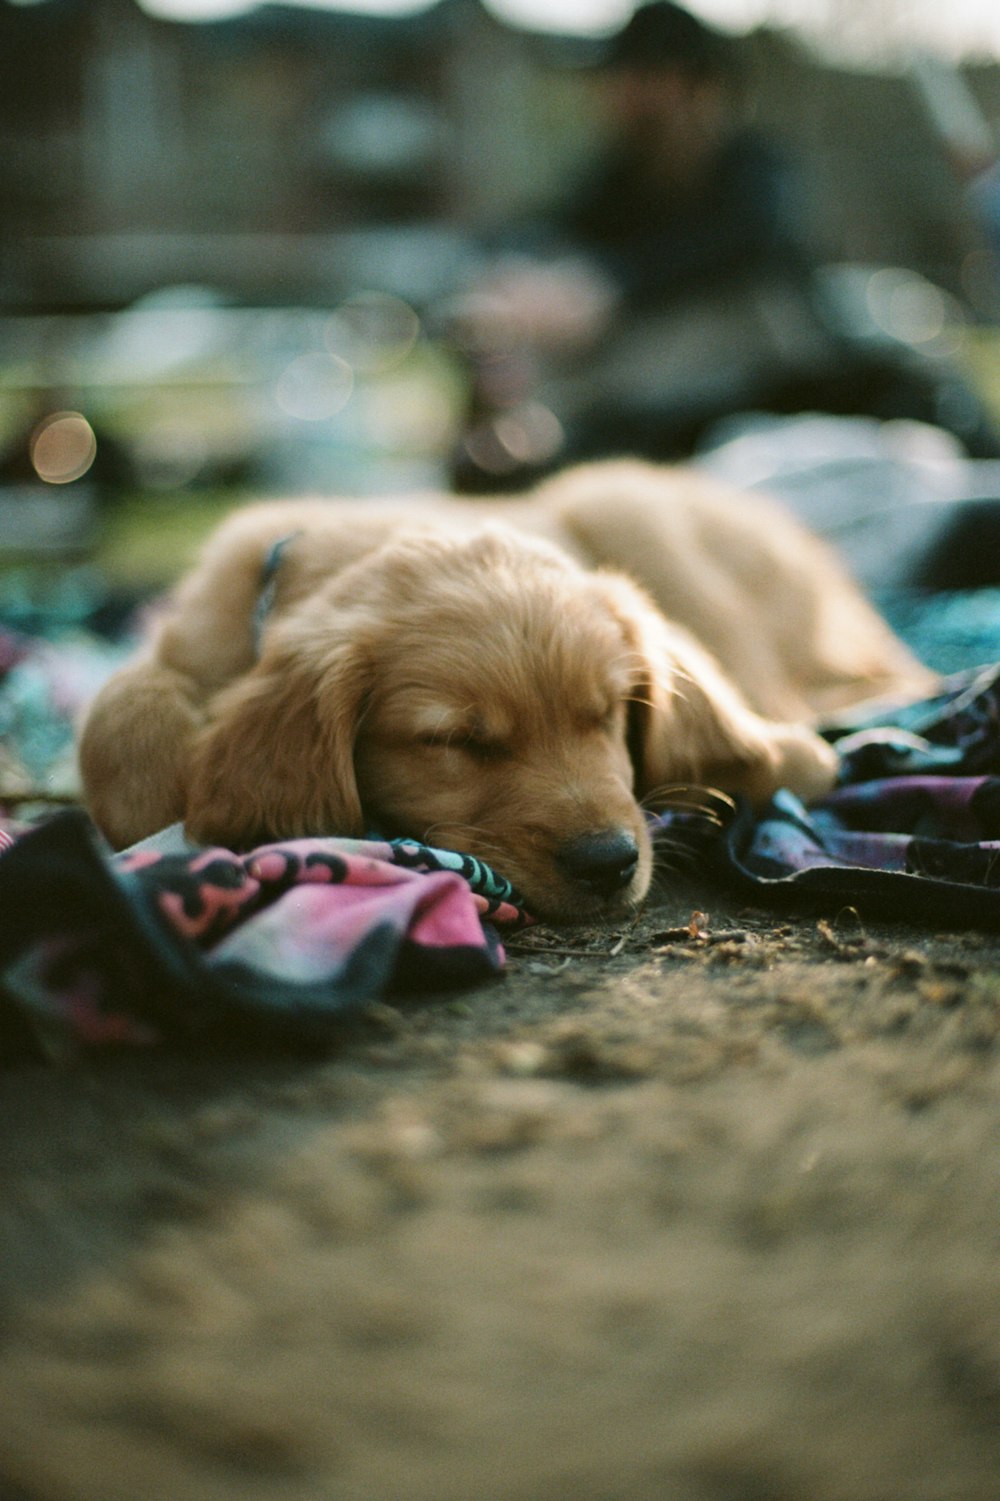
[183,623,370,850]
[599,575,838,806]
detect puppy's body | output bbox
[79,461,932,922]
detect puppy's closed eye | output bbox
[419,731,512,762]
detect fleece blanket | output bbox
[0,813,527,1061]
[2,599,1000,1059]
[715,662,1000,928]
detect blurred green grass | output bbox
[961,327,1000,431]
[95,490,248,591]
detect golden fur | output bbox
[78,460,933,923]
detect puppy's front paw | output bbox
[764,724,839,804]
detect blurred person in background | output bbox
[449,0,1000,490]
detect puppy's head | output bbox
[185,524,835,923]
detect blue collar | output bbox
[252,531,301,656]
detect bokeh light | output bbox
[460,402,564,476]
[325,292,422,376]
[274,353,354,421]
[29,413,98,486]
[865,268,964,356]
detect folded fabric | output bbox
[705,663,1000,926]
[0,812,528,1062]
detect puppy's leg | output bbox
[77,659,205,849]
[594,571,839,810]
[649,624,840,806]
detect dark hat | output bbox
[602,1,739,77]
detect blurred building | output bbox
[1,0,999,311]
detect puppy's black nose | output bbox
[557,828,639,896]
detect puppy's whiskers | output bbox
[640,782,735,823]
[653,844,702,875]
[613,649,649,676]
[643,782,734,878]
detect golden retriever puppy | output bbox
[78,460,933,923]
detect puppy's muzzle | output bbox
[556,828,640,898]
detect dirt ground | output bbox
[2,869,1000,1501]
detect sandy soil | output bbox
[2,871,1000,1501]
